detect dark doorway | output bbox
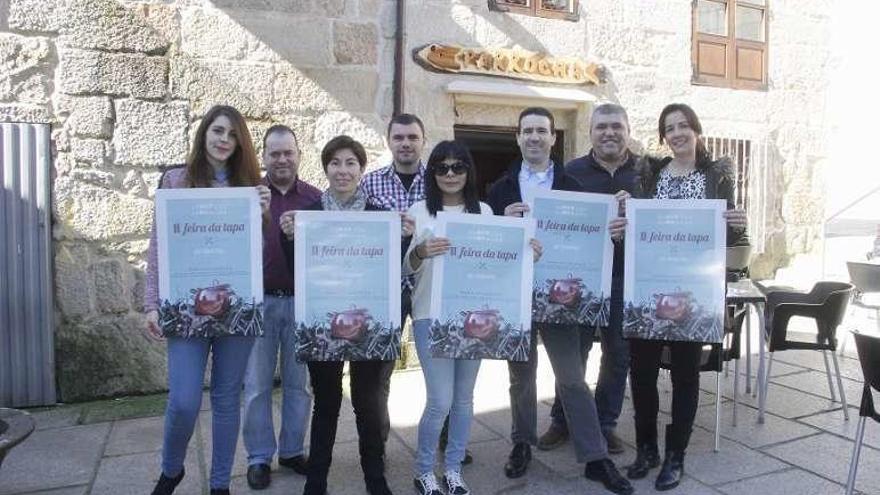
[454,125,565,200]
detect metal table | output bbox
[727,278,769,423]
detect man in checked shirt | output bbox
[361,113,473,464]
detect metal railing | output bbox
[705,135,768,253]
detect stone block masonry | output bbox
[1,0,388,401]
[112,99,189,167]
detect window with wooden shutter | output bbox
[692,0,768,90]
[488,0,580,22]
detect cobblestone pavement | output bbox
[3,309,879,495]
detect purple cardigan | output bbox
[142,168,232,312]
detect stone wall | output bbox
[1,0,391,401]
[1,0,835,401]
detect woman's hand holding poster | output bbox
[293,211,402,361]
[155,188,264,338]
[526,189,615,327]
[429,212,535,361]
[623,199,726,343]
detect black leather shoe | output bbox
[462,449,474,466]
[151,467,184,495]
[246,463,271,490]
[209,490,230,495]
[626,443,660,479]
[655,450,685,491]
[279,455,309,475]
[584,458,634,495]
[503,442,531,478]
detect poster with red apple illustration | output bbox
[622,199,726,343]
[525,189,615,327]
[155,188,264,338]
[429,212,535,360]
[293,211,402,361]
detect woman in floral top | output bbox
[609,103,748,491]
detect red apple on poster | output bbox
[549,276,583,306]
[653,291,693,323]
[463,308,500,341]
[330,307,372,341]
[194,283,232,316]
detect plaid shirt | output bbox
[361,162,426,212]
[361,163,426,289]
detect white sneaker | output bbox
[414,472,443,495]
[443,469,471,495]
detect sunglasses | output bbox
[432,162,469,176]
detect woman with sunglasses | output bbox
[609,103,747,491]
[404,140,540,495]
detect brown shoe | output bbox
[537,422,569,451]
[605,430,625,455]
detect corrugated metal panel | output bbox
[1,122,56,407]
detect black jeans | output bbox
[304,360,391,494]
[628,339,702,453]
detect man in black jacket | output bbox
[487,107,633,495]
[537,103,638,456]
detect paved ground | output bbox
[3,307,880,495]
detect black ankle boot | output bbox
[626,443,660,479]
[655,450,685,491]
[303,476,328,495]
[366,475,393,495]
[151,468,184,495]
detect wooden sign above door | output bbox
[413,43,604,86]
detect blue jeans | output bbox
[413,319,482,474]
[162,335,255,490]
[242,295,312,465]
[550,294,630,435]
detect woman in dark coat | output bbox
[609,103,748,491]
[278,135,412,495]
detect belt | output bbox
[265,289,294,297]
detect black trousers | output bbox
[304,360,391,494]
[628,339,702,453]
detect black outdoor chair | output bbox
[840,262,880,356]
[761,282,855,420]
[845,330,880,495]
[660,304,748,452]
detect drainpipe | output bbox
[393,0,405,116]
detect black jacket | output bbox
[486,160,583,215]
[634,156,749,247]
[564,152,640,287]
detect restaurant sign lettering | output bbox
[413,43,604,86]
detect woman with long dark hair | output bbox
[610,103,747,491]
[144,104,269,495]
[404,140,540,495]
